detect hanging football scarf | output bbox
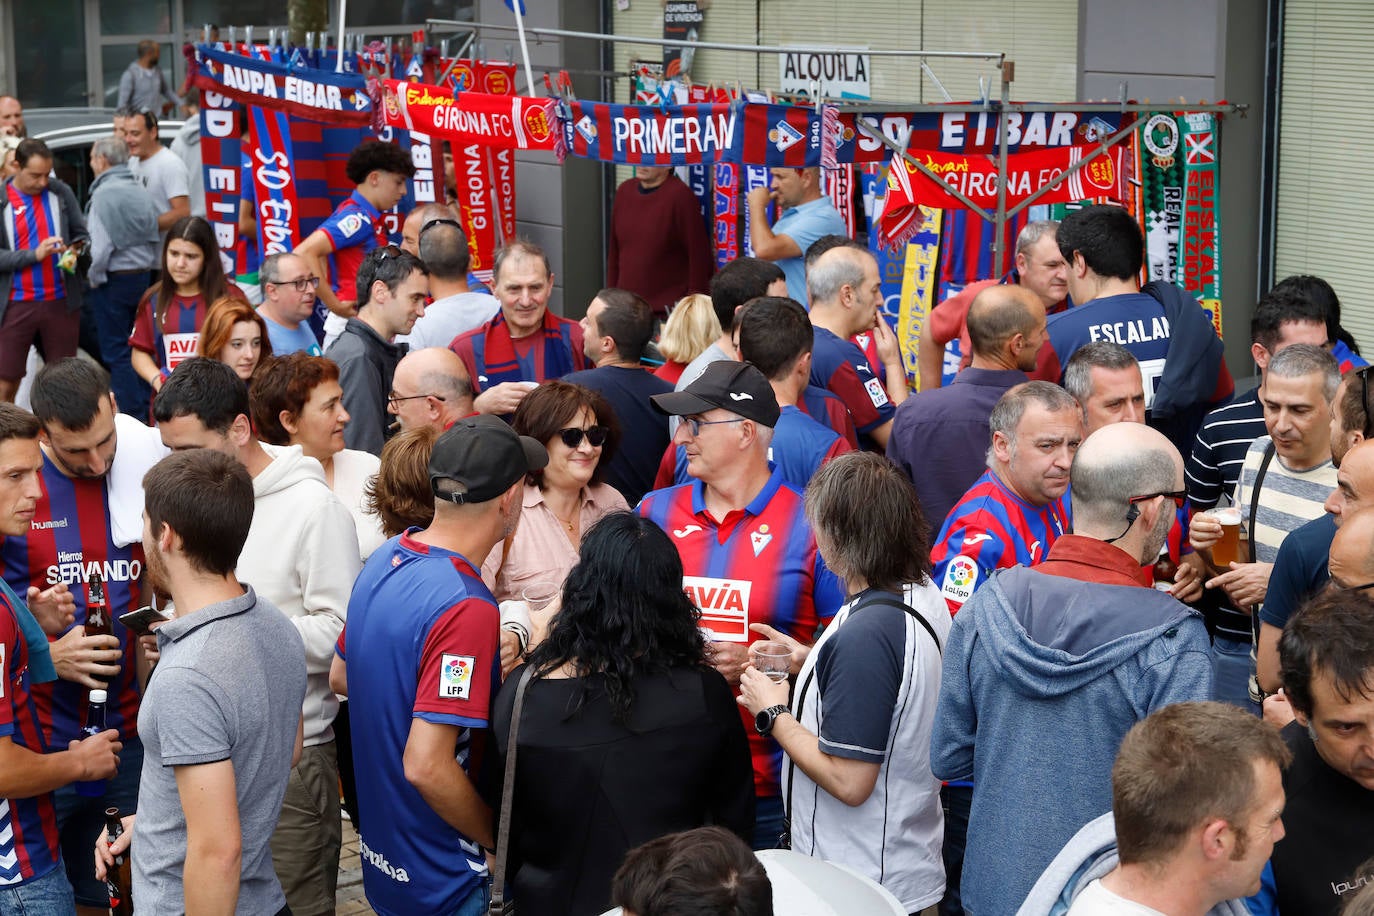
[452,139,501,279]
[825,164,855,238]
[897,209,943,392]
[712,162,739,267]
[879,145,1124,249]
[380,79,558,152]
[836,110,1128,160]
[862,165,905,325]
[198,92,242,268]
[565,100,737,166]
[937,209,1028,299]
[740,166,770,257]
[247,107,303,258]
[1176,111,1223,338]
[191,43,374,126]
[1139,112,1185,285]
[733,103,830,168]
[286,119,338,239]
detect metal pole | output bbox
[335,0,348,72]
[428,19,1004,62]
[509,5,536,98]
[992,61,1011,278]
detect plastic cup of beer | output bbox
[751,643,792,683]
[1206,507,1243,568]
[521,581,561,613]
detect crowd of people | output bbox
[0,107,1372,916]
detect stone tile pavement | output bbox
[337,818,375,916]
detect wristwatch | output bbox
[754,704,790,736]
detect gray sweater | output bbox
[87,163,161,287]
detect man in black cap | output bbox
[639,360,844,850]
[328,415,547,916]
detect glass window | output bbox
[101,43,178,111]
[101,1,174,36]
[183,0,287,31]
[13,0,88,107]
[347,0,476,29]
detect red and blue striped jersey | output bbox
[320,190,386,302]
[129,286,247,375]
[809,327,894,441]
[931,469,1070,616]
[638,469,844,796]
[3,184,65,302]
[1,453,144,744]
[0,597,61,888]
[799,385,860,450]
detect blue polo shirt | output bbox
[771,197,847,304]
[1260,513,1336,631]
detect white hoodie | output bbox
[237,444,360,746]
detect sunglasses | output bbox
[420,217,463,236]
[1129,490,1188,510]
[558,426,609,448]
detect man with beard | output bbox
[1,358,165,916]
[932,422,1213,916]
[96,449,305,916]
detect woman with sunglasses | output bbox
[482,381,626,631]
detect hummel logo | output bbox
[673,524,702,538]
[728,392,753,401]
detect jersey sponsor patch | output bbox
[683,575,751,642]
[163,333,200,370]
[863,376,890,408]
[336,212,368,239]
[438,654,475,699]
[941,555,980,606]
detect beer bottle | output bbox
[1153,548,1178,593]
[75,689,108,797]
[85,569,111,639]
[103,806,133,916]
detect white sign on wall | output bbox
[778,51,871,100]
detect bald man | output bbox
[1328,506,1374,590]
[399,201,459,256]
[0,95,24,137]
[888,284,1046,526]
[932,421,1213,916]
[387,347,476,433]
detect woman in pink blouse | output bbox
[483,381,627,639]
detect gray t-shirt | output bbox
[396,290,500,350]
[669,341,732,435]
[130,146,190,215]
[132,586,306,915]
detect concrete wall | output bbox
[1079,0,1268,384]
[474,0,607,321]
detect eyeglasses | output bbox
[1337,579,1374,594]
[375,244,401,262]
[1357,366,1374,438]
[681,417,745,437]
[420,217,463,236]
[269,275,321,292]
[558,425,609,448]
[1128,490,1188,510]
[387,391,444,406]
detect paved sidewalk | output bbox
[337,818,374,915]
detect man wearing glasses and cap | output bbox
[330,415,547,916]
[931,421,1212,916]
[639,359,844,850]
[258,252,324,356]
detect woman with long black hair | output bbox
[490,511,753,916]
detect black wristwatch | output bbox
[754,704,790,736]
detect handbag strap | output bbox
[1247,439,1277,641]
[489,665,534,911]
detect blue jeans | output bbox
[88,271,155,420]
[939,783,972,916]
[0,858,77,916]
[451,878,491,916]
[752,794,786,851]
[54,737,142,907]
[1211,636,1261,716]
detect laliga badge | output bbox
[941,556,979,606]
[439,654,475,699]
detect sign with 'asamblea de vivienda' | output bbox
[779,50,871,100]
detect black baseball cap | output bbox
[650,360,780,428]
[429,415,548,504]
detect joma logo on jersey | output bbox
[45,559,142,587]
